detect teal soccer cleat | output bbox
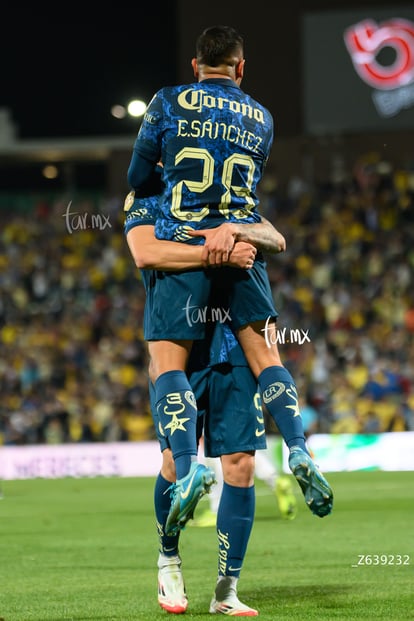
[288,447,333,517]
[165,462,216,536]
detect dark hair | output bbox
[196,25,244,67]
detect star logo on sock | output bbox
[162,392,191,434]
[164,413,190,435]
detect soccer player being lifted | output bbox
[127,25,333,539]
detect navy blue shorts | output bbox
[144,258,278,340]
[191,363,267,458]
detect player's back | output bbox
[137,78,274,242]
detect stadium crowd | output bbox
[0,154,413,445]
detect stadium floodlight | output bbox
[127,99,147,117]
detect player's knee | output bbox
[237,322,283,374]
[222,451,254,487]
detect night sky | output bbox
[2,6,177,139]
[3,1,414,141]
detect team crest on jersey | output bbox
[123,191,135,212]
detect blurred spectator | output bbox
[0,158,413,445]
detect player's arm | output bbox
[127,95,163,197]
[188,217,286,266]
[128,152,160,198]
[231,216,286,254]
[126,225,256,271]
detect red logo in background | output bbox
[344,18,414,90]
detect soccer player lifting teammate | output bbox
[127,25,333,536]
[124,181,287,615]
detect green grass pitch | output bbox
[0,471,413,620]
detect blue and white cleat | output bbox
[166,462,216,536]
[288,447,333,517]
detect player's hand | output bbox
[189,223,237,265]
[225,242,257,269]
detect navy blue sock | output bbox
[155,370,198,478]
[216,483,255,578]
[148,380,156,414]
[154,473,180,556]
[258,366,308,453]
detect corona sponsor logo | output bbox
[177,88,265,123]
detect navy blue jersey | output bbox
[128,78,274,242]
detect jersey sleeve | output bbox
[124,164,164,234]
[127,91,164,192]
[124,190,163,236]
